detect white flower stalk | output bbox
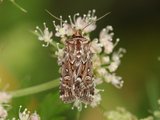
[35,23,53,47]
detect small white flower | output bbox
[0,91,12,104]
[108,48,126,72]
[53,20,74,38]
[102,56,110,64]
[35,23,53,47]
[94,78,103,85]
[90,89,103,108]
[92,54,101,68]
[55,43,64,65]
[0,105,8,119]
[74,10,97,33]
[105,73,123,88]
[19,106,30,120]
[108,61,119,72]
[90,38,102,53]
[96,68,107,76]
[30,112,40,120]
[99,26,120,54]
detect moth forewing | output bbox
[60,31,95,104]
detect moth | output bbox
[45,10,110,105]
[60,31,94,104]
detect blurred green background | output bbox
[0,0,160,120]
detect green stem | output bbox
[10,78,59,98]
[10,0,27,13]
[76,111,80,120]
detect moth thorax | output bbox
[72,30,82,38]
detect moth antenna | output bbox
[82,12,111,31]
[45,9,64,22]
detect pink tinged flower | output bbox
[0,91,12,104]
[35,23,53,47]
[53,20,74,38]
[30,112,40,120]
[53,10,97,38]
[73,10,97,33]
[0,105,8,119]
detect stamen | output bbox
[68,15,74,27]
[60,16,63,28]
[92,9,96,17]
[113,38,120,48]
[36,26,43,35]
[42,42,49,47]
[87,10,91,17]
[83,14,86,20]
[73,13,79,23]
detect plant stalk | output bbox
[10,78,59,98]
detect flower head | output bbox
[35,23,53,47]
[53,10,97,39]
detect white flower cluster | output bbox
[17,106,40,120]
[35,23,53,47]
[91,26,126,89]
[0,91,11,120]
[53,9,96,39]
[0,91,40,120]
[35,10,97,46]
[104,107,137,120]
[35,10,125,109]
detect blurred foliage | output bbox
[0,0,160,120]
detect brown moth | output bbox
[47,10,111,105]
[60,30,94,104]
